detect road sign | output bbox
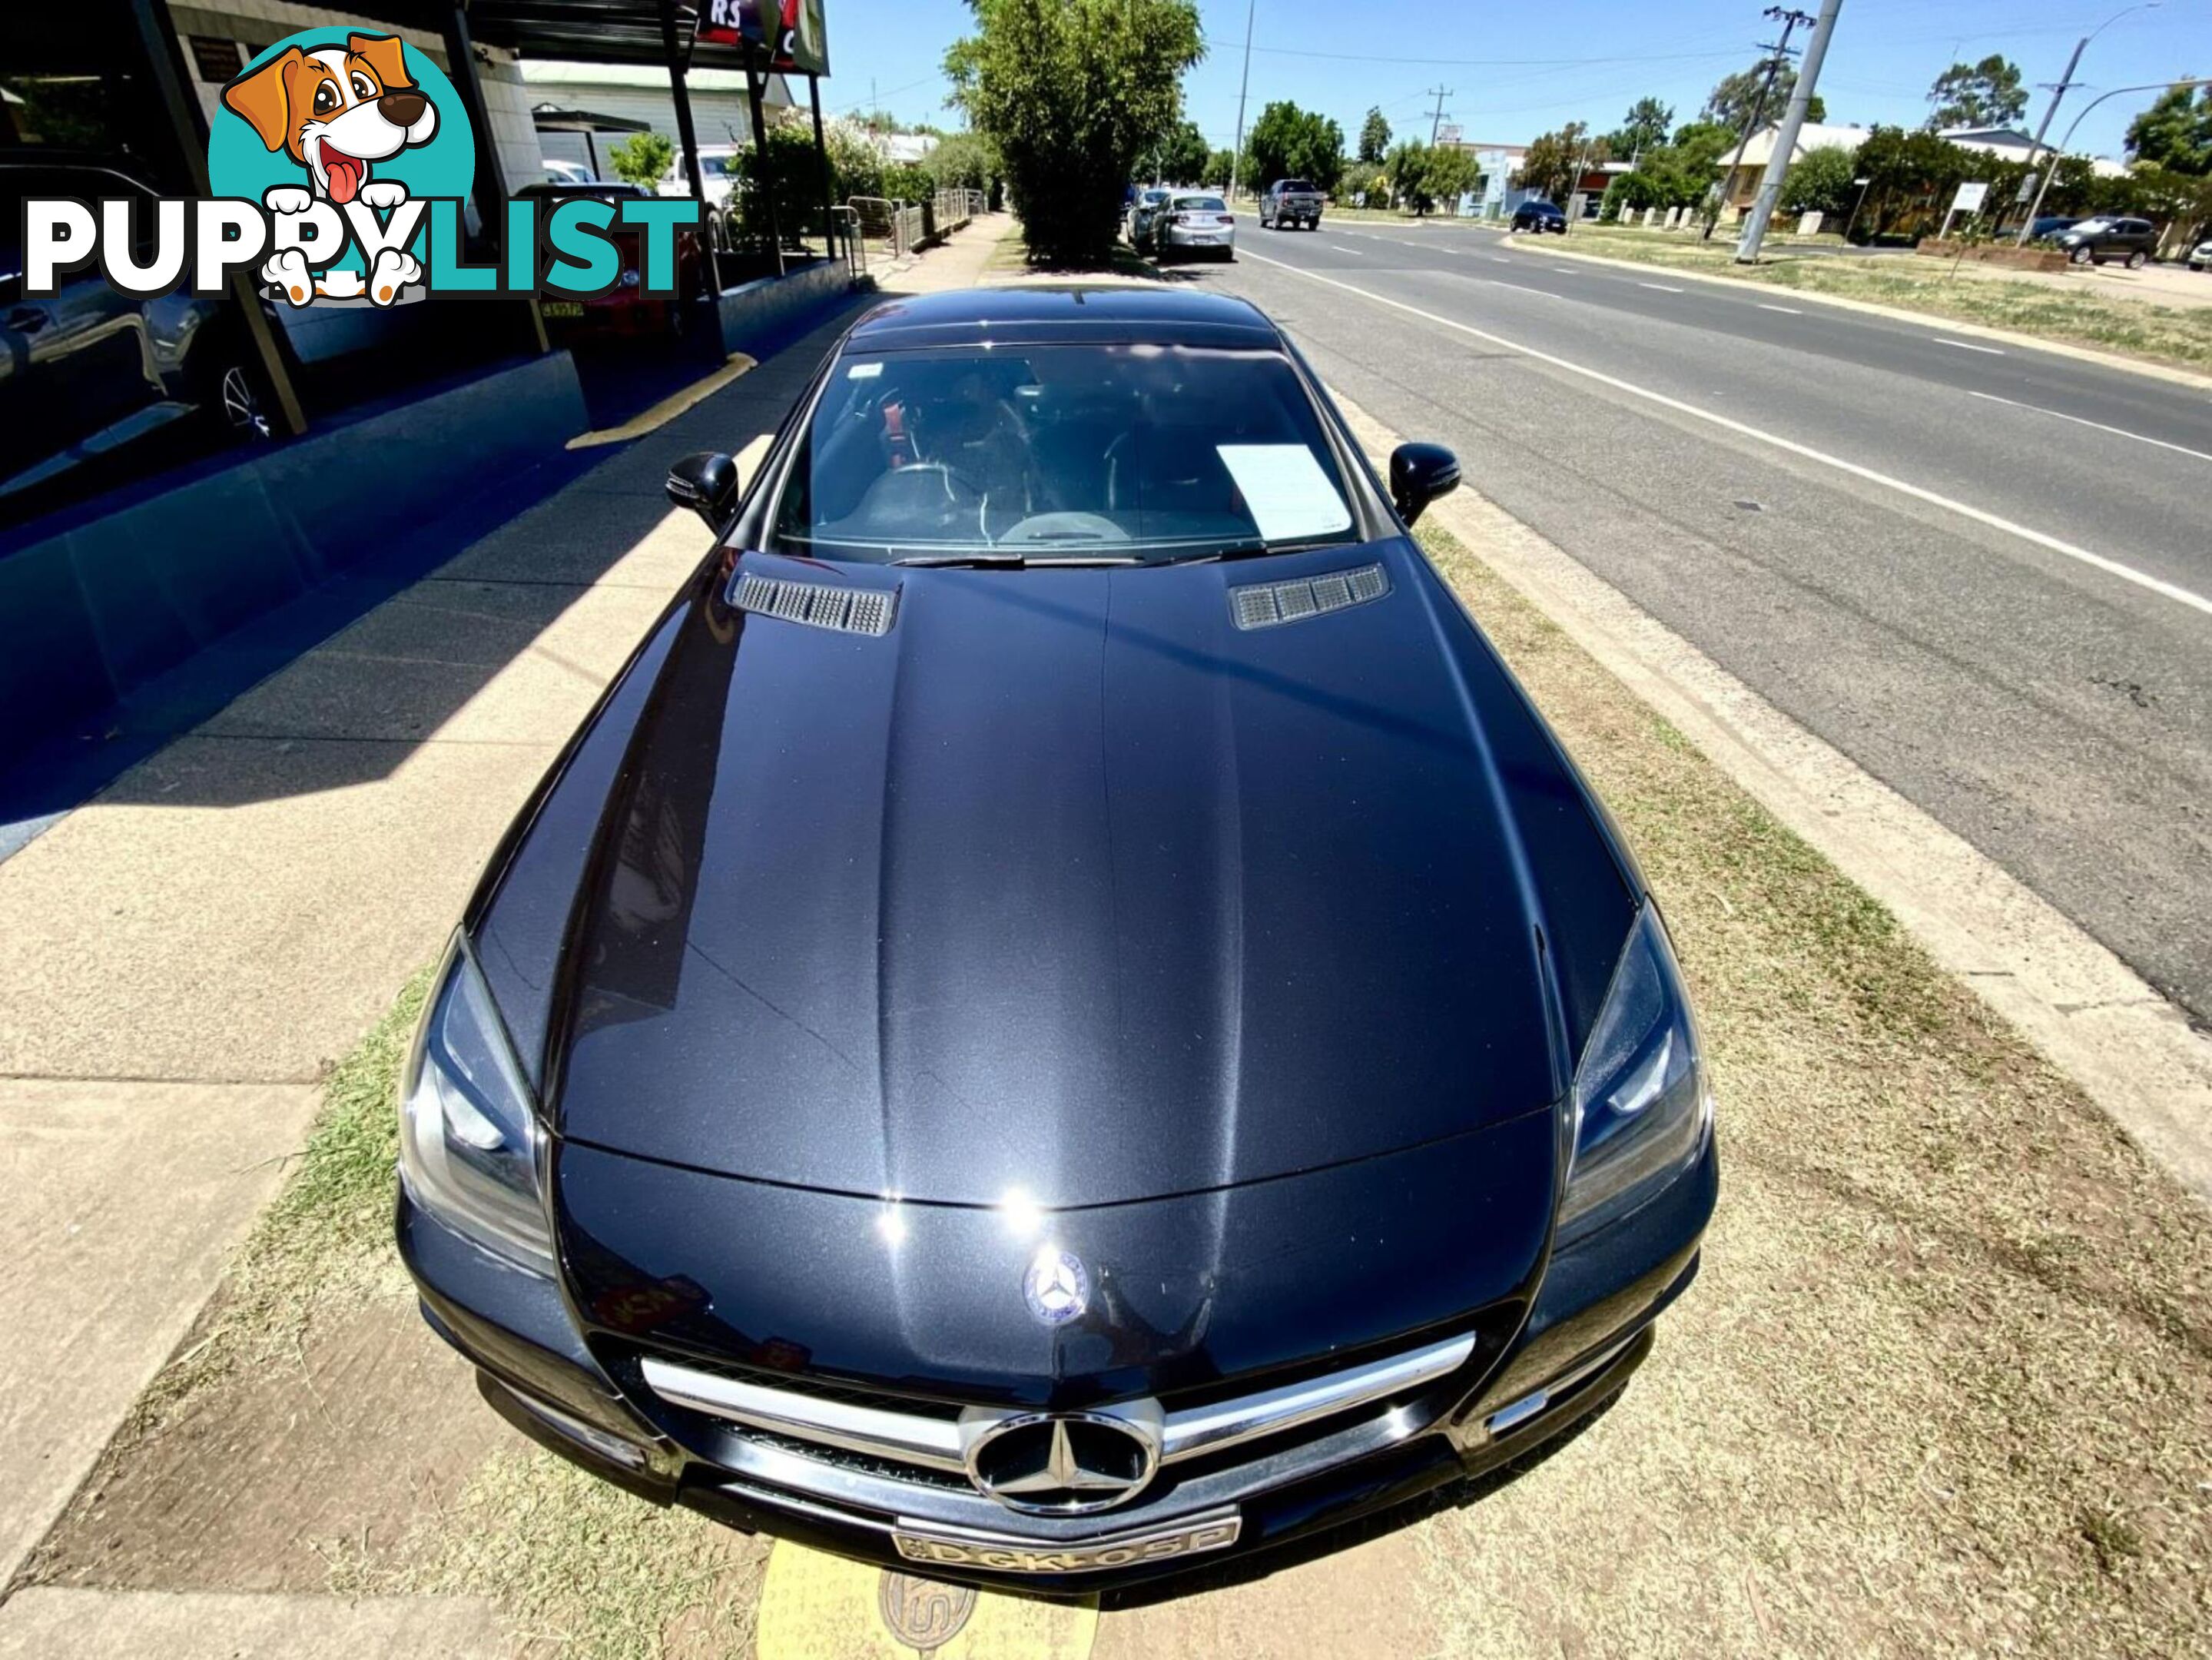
[1951,181,1989,215]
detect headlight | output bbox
[1557,904,1711,1247]
[399,935,556,1275]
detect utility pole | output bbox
[1737,0,1842,262]
[1704,6,1812,241]
[1229,0,1256,205]
[1428,85,1454,146]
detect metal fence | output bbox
[847,191,988,260]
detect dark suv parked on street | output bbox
[2053,216,2158,268]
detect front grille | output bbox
[626,1326,1484,1533]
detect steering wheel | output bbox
[845,463,987,540]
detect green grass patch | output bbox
[1537,228,2212,373]
[127,967,432,1434]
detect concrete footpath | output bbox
[0,215,1010,1648]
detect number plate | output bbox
[539,301,585,319]
[890,1509,1241,1575]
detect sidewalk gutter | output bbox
[1507,234,2212,394]
[1332,387,2212,1207]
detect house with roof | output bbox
[1714,122,1872,209]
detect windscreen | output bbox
[771,344,1361,562]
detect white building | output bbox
[1938,125,2130,180]
[522,60,794,176]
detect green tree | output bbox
[1149,120,1209,186]
[1925,55,2026,129]
[944,0,1205,264]
[607,131,675,188]
[1383,141,1477,215]
[1341,158,1385,208]
[2125,81,2212,175]
[823,119,887,199]
[1703,60,1823,131]
[1851,124,1973,236]
[924,130,1000,193]
[1778,144,1857,216]
[1359,106,1391,164]
[1245,101,1347,193]
[1608,96,1673,159]
[1205,147,1239,188]
[1422,144,1479,211]
[735,124,831,244]
[1513,123,1606,201]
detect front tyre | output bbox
[2069,245,2093,265]
[2125,250,2147,270]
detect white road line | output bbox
[1234,248,2212,621]
[1485,280,1565,299]
[1489,256,1514,264]
[1638,281,1686,293]
[1759,303,1804,314]
[1329,244,1366,254]
[1934,337,2005,354]
[1965,388,2212,465]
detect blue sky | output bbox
[817,0,2207,164]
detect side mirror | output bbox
[666,451,741,530]
[1389,442,1461,526]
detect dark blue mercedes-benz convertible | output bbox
[396,285,1717,1591]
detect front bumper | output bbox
[400,1134,1716,1594]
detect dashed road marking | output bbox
[1758,303,1804,314]
[1935,337,2005,354]
[1637,281,1686,293]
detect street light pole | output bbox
[2013,3,2162,244]
[2018,75,2212,238]
[1229,0,1256,207]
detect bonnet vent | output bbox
[1228,563,1390,631]
[734,573,898,637]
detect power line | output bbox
[1427,85,1454,144]
[1246,44,1753,68]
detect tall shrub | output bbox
[946,0,1204,265]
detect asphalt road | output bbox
[1187,219,2212,1025]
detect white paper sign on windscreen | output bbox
[1216,445,1354,543]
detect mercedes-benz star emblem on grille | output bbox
[963,1410,1162,1514]
[1023,1244,1090,1326]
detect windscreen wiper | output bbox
[890,551,1142,568]
[1155,537,1336,566]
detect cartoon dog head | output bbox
[222,34,437,205]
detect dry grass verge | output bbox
[1534,227,2212,373]
[1411,516,2212,1658]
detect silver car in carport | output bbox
[1159,192,1236,261]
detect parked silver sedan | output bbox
[1159,192,1236,262]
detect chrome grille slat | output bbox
[640,1330,1474,1492]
